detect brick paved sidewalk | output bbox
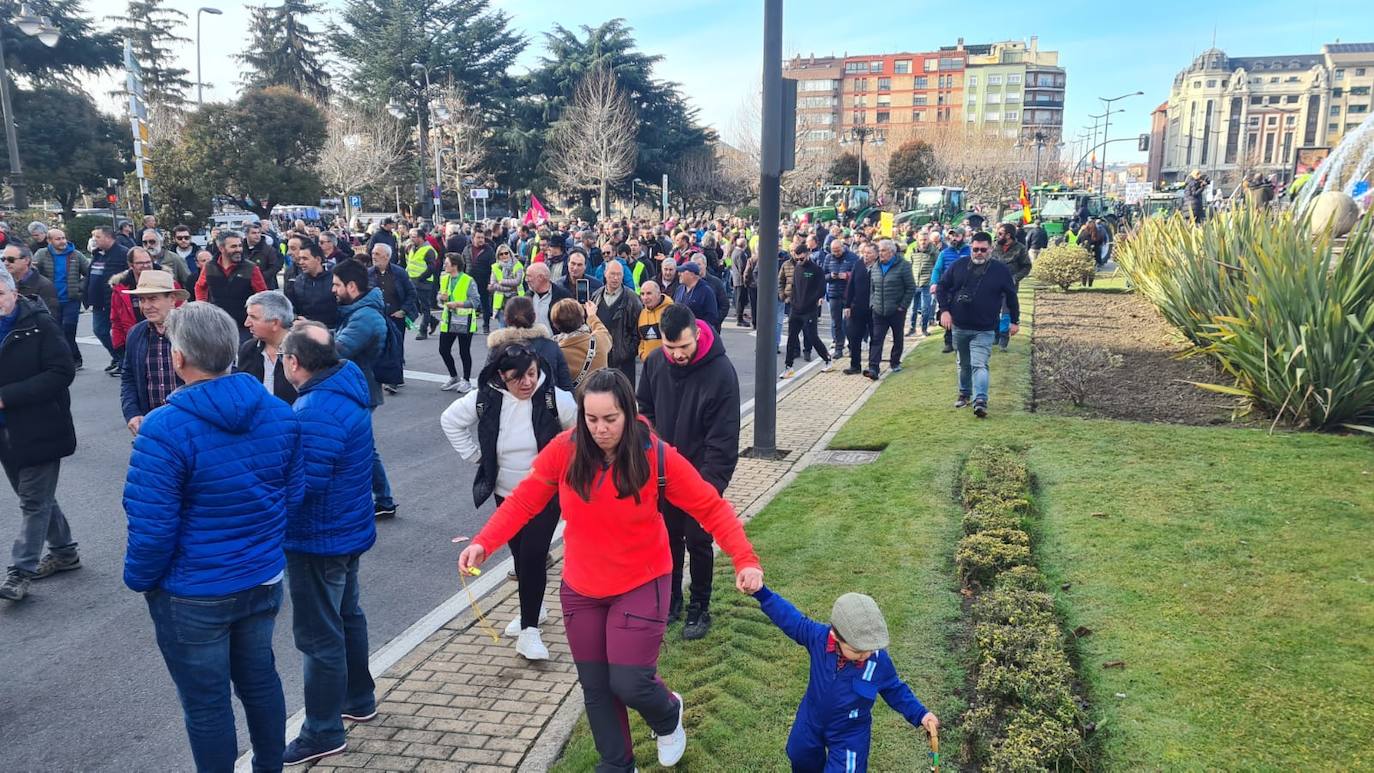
[306,344,920,772]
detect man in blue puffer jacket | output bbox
[277,322,378,764]
[331,260,396,520]
[123,302,303,773]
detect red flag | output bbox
[522,194,550,226]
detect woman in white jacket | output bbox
[440,343,575,660]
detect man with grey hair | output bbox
[278,321,379,764]
[523,262,570,331]
[123,301,301,771]
[120,270,188,435]
[144,228,189,287]
[26,220,48,253]
[865,238,916,379]
[238,290,298,404]
[0,261,79,601]
[658,257,679,301]
[4,243,58,314]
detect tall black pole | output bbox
[753,0,782,456]
[0,33,28,210]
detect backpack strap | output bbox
[656,438,667,502]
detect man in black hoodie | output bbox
[936,231,1019,418]
[636,304,739,641]
[781,243,832,378]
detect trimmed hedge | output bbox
[955,445,1088,771]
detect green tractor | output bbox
[1140,189,1183,219]
[1000,183,1071,226]
[1038,189,1118,238]
[791,185,882,225]
[894,186,970,228]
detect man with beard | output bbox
[195,231,267,344]
[636,303,739,640]
[936,231,1019,418]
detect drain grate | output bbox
[814,450,881,466]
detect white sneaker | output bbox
[516,627,550,660]
[440,377,461,392]
[780,367,795,379]
[656,691,686,766]
[457,378,473,393]
[820,360,834,373]
[504,606,550,637]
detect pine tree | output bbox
[113,0,193,110]
[239,1,331,102]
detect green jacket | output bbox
[906,243,938,286]
[990,242,1032,284]
[869,255,917,316]
[33,246,90,304]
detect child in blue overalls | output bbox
[753,585,939,772]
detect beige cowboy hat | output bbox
[124,269,189,301]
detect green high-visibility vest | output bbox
[632,260,647,287]
[406,244,435,280]
[491,261,525,310]
[1066,229,1079,246]
[439,272,478,333]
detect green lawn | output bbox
[554,287,1374,771]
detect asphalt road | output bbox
[0,303,828,772]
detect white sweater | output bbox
[440,374,576,497]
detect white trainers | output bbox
[440,377,461,392]
[656,691,686,766]
[516,627,550,660]
[457,378,473,393]
[820,360,834,373]
[504,606,550,637]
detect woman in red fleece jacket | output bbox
[459,368,763,772]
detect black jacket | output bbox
[788,257,826,317]
[87,242,128,311]
[636,322,740,494]
[236,338,299,405]
[17,270,59,315]
[0,298,76,467]
[844,260,873,314]
[702,273,729,331]
[936,258,1019,332]
[464,243,496,284]
[244,237,280,289]
[286,269,340,328]
[591,286,643,368]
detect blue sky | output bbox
[140,0,1374,165]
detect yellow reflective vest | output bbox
[439,272,478,333]
[406,244,436,280]
[491,261,525,310]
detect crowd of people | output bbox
[0,200,1054,770]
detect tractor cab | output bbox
[894,186,968,227]
[792,185,879,225]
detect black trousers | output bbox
[662,502,714,611]
[497,494,560,629]
[748,287,759,328]
[785,310,829,367]
[613,359,636,389]
[846,307,872,372]
[438,332,473,379]
[476,284,494,330]
[868,309,905,371]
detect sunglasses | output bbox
[175,235,191,240]
[970,247,990,253]
[2,256,22,262]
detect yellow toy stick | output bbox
[928,728,940,772]
[458,566,500,643]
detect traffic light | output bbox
[106,192,118,206]
[1138,134,1150,152]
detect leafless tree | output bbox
[725,83,836,210]
[432,86,489,207]
[317,106,408,221]
[545,66,638,217]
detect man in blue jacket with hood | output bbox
[123,301,303,773]
[278,322,378,765]
[331,260,397,520]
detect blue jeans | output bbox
[953,328,996,402]
[916,288,936,332]
[775,300,788,349]
[286,552,375,747]
[91,306,116,359]
[58,301,81,363]
[145,583,286,773]
[368,407,393,508]
[827,298,846,351]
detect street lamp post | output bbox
[1097,91,1143,195]
[840,126,882,187]
[1,4,60,209]
[630,177,641,219]
[411,64,450,221]
[195,7,222,106]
